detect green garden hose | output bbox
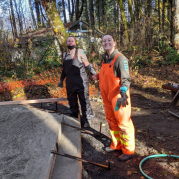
[139,154,179,179]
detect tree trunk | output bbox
[28,0,37,29]
[79,0,84,20]
[128,0,134,44]
[41,0,68,54]
[145,0,152,50]
[114,0,116,24]
[19,0,24,32]
[84,0,89,23]
[14,0,23,35]
[35,0,41,28]
[158,0,161,33]
[118,0,129,46]
[162,0,166,33]
[170,0,174,44]
[9,9,14,38]
[97,1,100,28]
[174,0,179,52]
[39,0,49,25]
[10,0,18,39]
[21,5,27,32]
[68,0,71,20]
[62,0,67,23]
[89,0,94,27]
[71,0,74,21]
[117,2,120,38]
[76,0,79,20]
[76,0,84,20]
[39,1,45,26]
[102,0,105,25]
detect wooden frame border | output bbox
[0,98,67,105]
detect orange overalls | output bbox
[99,53,135,155]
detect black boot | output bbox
[118,154,135,162]
[81,119,91,128]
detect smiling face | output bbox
[67,37,76,46]
[102,35,116,54]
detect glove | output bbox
[115,92,128,111]
[57,80,63,88]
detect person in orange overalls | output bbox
[93,34,135,161]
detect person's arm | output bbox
[115,55,131,92]
[57,68,66,87]
[60,69,66,81]
[57,54,66,87]
[115,55,131,109]
[80,49,96,75]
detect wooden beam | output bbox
[162,84,179,92]
[168,110,179,119]
[0,98,67,106]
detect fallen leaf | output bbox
[132,107,141,111]
[143,170,150,175]
[162,171,167,176]
[127,171,132,175]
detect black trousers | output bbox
[67,87,94,123]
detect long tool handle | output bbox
[51,150,110,169]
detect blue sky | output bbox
[0,0,31,31]
[0,0,69,31]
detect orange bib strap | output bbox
[110,53,120,66]
[73,49,78,59]
[102,53,121,65]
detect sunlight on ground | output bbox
[28,108,77,154]
[28,107,61,134]
[131,88,170,104]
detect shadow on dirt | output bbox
[24,85,51,99]
[0,91,12,101]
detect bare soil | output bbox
[1,79,179,179]
[81,84,179,179]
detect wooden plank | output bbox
[162,84,179,92]
[0,98,67,106]
[46,115,64,179]
[168,110,179,119]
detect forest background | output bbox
[0,0,179,101]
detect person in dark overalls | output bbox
[57,36,96,128]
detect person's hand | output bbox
[57,80,63,88]
[115,92,128,111]
[92,74,99,80]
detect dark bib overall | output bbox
[63,49,94,123]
